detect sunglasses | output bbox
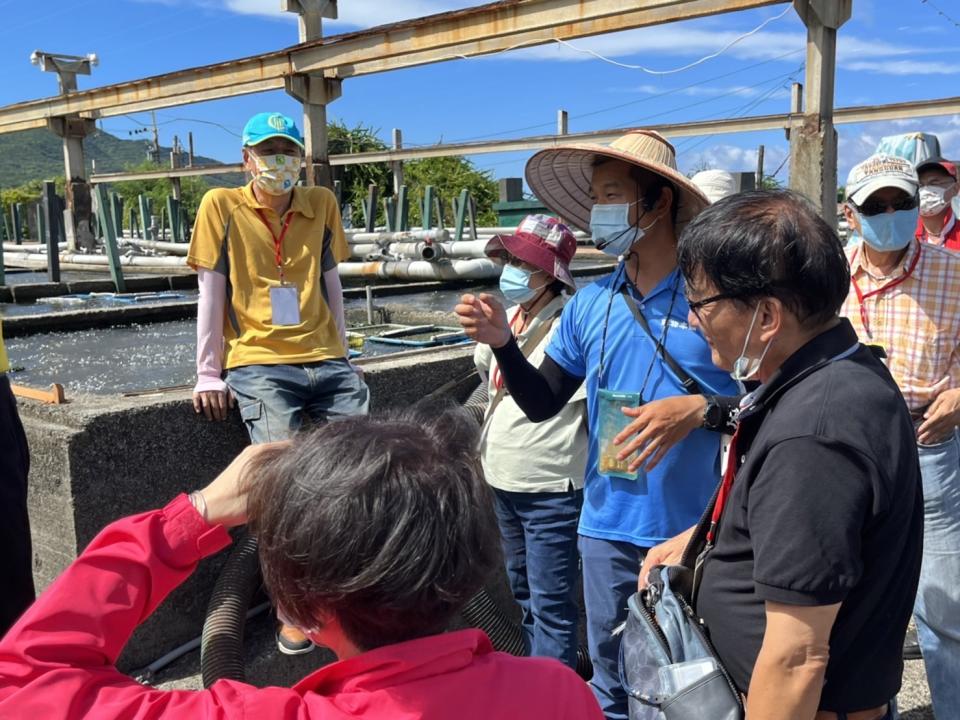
[854,195,919,217]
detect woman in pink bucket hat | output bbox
[473,214,587,672]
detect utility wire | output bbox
[552,5,794,75]
[448,48,803,144]
[919,0,960,29]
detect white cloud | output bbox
[212,0,475,27]
[679,143,788,177]
[841,59,960,75]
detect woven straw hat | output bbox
[525,129,709,235]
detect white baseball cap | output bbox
[846,154,918,206]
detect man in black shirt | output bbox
[641,190,922,720]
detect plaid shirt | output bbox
[841,239,960,412]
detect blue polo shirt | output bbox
[546,264,738,547]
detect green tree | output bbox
[403,156,498,227]
[328,121,392,228]
[110,160,209,227]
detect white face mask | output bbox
[249,151,301,195]
[731,303,774,382]
[919,185,951,217]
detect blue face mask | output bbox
[590,202,658,258]
[858,208,918,252]
[499,264,542,305]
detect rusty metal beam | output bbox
[88,93,960,184]
[0,0,786,131]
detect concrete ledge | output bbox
[19,343,478,670]
[3,301,199,338]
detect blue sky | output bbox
[1,0,959,187]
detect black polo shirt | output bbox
[697,319,923,712]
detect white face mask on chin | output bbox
[731,303,774,384]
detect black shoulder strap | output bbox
[619,285,703,396]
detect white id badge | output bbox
[270,285,301,326]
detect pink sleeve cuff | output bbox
[194,376,228,394]
[162,494,233,562]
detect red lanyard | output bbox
[849,245,920,339]
[255,209,294,283]
[492,308,527,390]
[706,428,740,546]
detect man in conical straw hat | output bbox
[457,130,740,719]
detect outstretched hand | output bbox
[455,293,512,348]
[613,395,707,472]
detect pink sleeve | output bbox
[0,497,284,719]
[195,267,228,394]
[324,266,349,357]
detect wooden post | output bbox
[454,189,470,242]
[94,184,126,293]
[363,184,379,232]
[789,0,851,225]
[396,185,409,231]
[756,144,765,189]
[422,186,435,229]
[391,128,404,194]
[42,181,61,283]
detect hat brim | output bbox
[849,177,918,206]
[916,157,957,179]
[244,132,306,151]
[484,233,577,290]
[525,144,709,236]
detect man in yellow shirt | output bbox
[0,320,35,635]
[188,112,369,654]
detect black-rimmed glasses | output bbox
[686,291,741,322]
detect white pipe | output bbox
[3,251,188,268]
[3,242,67,254]
[337,258,500,281]
[122,238,189,255]
[346,229,450,244]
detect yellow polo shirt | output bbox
[188,182,350,369]
[0,320,8,374]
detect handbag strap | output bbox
[619,284,703,396]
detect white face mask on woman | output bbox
[919,185,951,217]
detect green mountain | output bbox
[0,128,231,187]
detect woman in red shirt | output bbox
[0,404,602,720]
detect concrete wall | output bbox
[18,344,480,670]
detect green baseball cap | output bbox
[242,112,305,150]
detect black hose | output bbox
[200,531,262,688]
[462,378,488,427]
[460,587,593,681]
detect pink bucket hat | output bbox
[484,214,577,290]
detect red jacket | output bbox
[916,209,960,251]
[0,496,603,720]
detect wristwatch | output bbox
[701,395,726,431]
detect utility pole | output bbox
[282,0,341,189]
[756,144,765,189]
[31,50,98,251]
[150,111,161,164]
[788,0,851,226]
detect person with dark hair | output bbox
[0,404,604,720]
[0,320,35,636]
[840,154,960,720]
[474,214,587,670]
[639,189,922,720]
[456,130,739,719]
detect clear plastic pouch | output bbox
[658,658,718,697]
[597,388,642,481]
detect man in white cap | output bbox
[841,153,960,720]
[691,169,738,204]
[457,130,739,719]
